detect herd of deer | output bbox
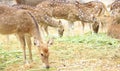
[0,0,119,69]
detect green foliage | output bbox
[56,33,120,48]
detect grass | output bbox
[56,32,120,48]
[0,33,120,71]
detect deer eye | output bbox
[41,53,44,56]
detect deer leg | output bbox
[39,25,46,42]
[89,23,92,31]
[17,34,26,63]
[5,35,10,48]
[40,26,46,41]
[92,22,99,33]
[100,21,105,33]
[25,35,33,62]
[68,21,74,36]
[44,25,49,36]
[88,23,93,33]
[32,25,43,44]
[81,21,85,34]
[69,22,74,30]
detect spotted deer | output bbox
[0,4,50,68]
[36,1,84,35]
[12,4,64,37]
[75,1,109,33]
[36,1,103,35]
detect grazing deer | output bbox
[75,1,108,33]
[36,1,84,35]
[0,4,50,68]
[12,4,64,37]
[36,1,104,35]
[40,17,64,37]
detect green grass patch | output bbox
[56,33,120,48]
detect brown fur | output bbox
[109,0,120,11]
[36,1,80,22]
[37,1,94,34]
[107,16,120,39]
[109,0,120,16]
[83,1,108,17]
[75,1,109,33]
[36,1,108,33]
[12,4,64,37]
[0,4,50,68]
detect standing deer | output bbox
[75,1,108,33]
[36,1,100,34]
[0,4,50,68]
[36,1,83,35]
[12,4,64,37]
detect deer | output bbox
[36,1,85,35]
[75,1,109,33]
[12,4,64,37]
[0,4,50,69]
[36,1,104,35]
